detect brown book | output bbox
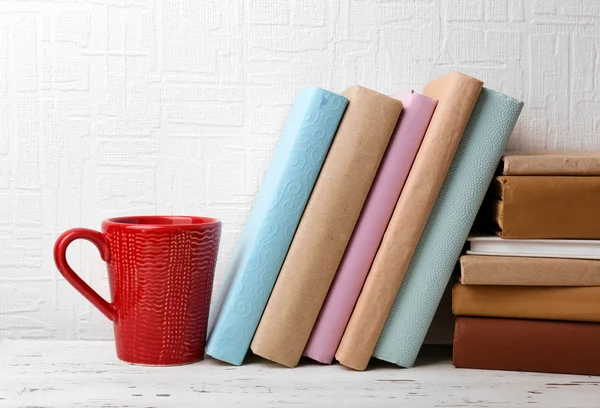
[250,86,402,367]
[502,149,600,176]
[453,317,600,375]
[452,284,600,322]
[335,72,483,371]
[460,255,600,286]
[491,176,600,239]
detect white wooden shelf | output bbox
[1,340,598,407]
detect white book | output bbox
[467,236,600,260]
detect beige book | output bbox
[460,255,600,286]
[502,150,600,176]
[335,72,483,371]
[250,86,403,367]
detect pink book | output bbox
[303,90,437,364]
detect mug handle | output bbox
[53,228,116,321]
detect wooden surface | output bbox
[0,340,598,407]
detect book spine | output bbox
[495,176,600,239]
[250,86,403,368]
[503,154,600,176]
[460,255,600,286]
[467,236,600,260]
[372,88,523,368]
[205,87,348,365]
[453,317,600,376]
[452,284,600,322]
[335,73,483,371]
[303,91,436,364]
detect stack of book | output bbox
[453,151,600,376]
[205,72,525,370]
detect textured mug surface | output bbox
[53,216,221,365]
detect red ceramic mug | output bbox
[53,216,221,366]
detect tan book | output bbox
[491,176,600,239]
[250,86,403,367]
[452,284,600,322]
[460,255,600,286]
[335,72,483,371]
[502,150,600,176]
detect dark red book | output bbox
[453,317,600,376]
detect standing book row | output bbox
[207,72,524,370]
[454,151,600,376]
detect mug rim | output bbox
[102,215,221,230]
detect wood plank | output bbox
[0,341,598,407]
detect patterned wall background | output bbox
[0,0,599,340]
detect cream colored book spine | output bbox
[460,255,600,286]
[502,150,600,176]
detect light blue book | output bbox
[373,88,523,367]
[206,87,348,365]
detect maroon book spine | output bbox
[453,317,600,376]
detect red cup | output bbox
[53,216,221,366]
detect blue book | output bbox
[206,87,348,365]
[373,88,523,367]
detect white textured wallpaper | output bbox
[0,0,599,340]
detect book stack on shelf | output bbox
[206,71,527,370]
[453,150,600,376]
